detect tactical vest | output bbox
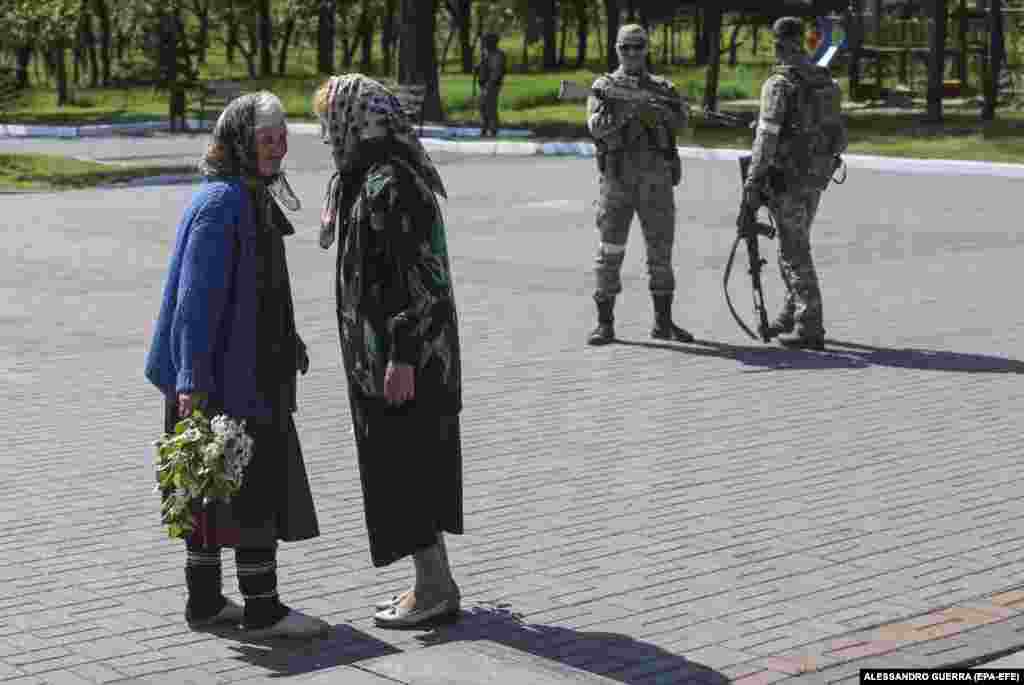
[775,64,846,189]
[594,71,679,178]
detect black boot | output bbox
[651,294,694,343]
[587,295,615,345]
[777,327,826,351]
[766,311,795,338]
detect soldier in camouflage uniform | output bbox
[745,16,848,350]
[586,24,693,346]
[477,33,507,138]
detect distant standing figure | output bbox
[477,33,507,138]
[586,24,692,346]
[744,17,848,350]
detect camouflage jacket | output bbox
[336,157,462,413]
[586,68,687,154]
[749,57,848,190]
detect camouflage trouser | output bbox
[594,152,676,299]
[770,187,824,335]
[479,87,500,133]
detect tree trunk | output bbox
[242,22,259,78]
[15,46,32,88]
[398,0,443,121]
[695,7,709,66]
[926,0,946,123]
[318,0,336,73]
[441,26,456,72]
[520,28,529,72]
[226,1,238,64]
[382,0,396,74]
[703,7,722,111]
[575,0,588,69]
[455,0,473,74]
[728,17,743,67]
[983,0,1004,121]
[360,2,374,72]
[193,0,209,64]
[278,17,296,75]
[541,0,557,70]
[258,0,273,77]
[81,8,100,88]
[559,5,569,66]
[54,45,70,107]
[848,0,862,96]
[341,11,353,69]
[93,0,112,84]
[604,0,620,72]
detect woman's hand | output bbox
[177,392,208,418]
[383,362,415,405]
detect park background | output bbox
[3,0,1024,189]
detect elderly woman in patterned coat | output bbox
[313,74,463,628]
[145,92,327,639]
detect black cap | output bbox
[772,16,804,43]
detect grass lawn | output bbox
[0,153,196,191]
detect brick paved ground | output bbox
[1,148,1023,684]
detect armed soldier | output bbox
[744,17,848,350]
[477,33,507,138]
[586,24,692,346]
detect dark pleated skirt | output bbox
[163,396,320,549]
[349,393,463,567]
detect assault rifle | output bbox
[557,79,752,128]
[724,154,778,343]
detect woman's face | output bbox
[255,124,288,176]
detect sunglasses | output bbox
[618,44,647,53]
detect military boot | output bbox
[766,311,795,338]
[777,327,826,351]
[587,295,615,346]
[651,294,694,343]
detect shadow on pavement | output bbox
[412,604,730,685]
[222,623,400,678]
[825,339,1024,373]
[614,337,1024,373]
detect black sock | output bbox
[185,539,227,621]
[236,546,289,629]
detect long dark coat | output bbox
[334,151,464,567]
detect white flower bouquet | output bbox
[154,409,254,539]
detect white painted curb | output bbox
[0,119,213,139]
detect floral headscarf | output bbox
[318,74,446,249]
[200,91,301,212]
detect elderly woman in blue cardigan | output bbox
[145,92,326,639]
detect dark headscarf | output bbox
[317,74,446,250]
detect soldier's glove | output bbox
[743,182,764,210]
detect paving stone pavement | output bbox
[2,149,1023,685]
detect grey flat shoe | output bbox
[375,589,413,611]
[373,593,459,628]
[187,598,243,629]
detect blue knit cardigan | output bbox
[145,179,277,419]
